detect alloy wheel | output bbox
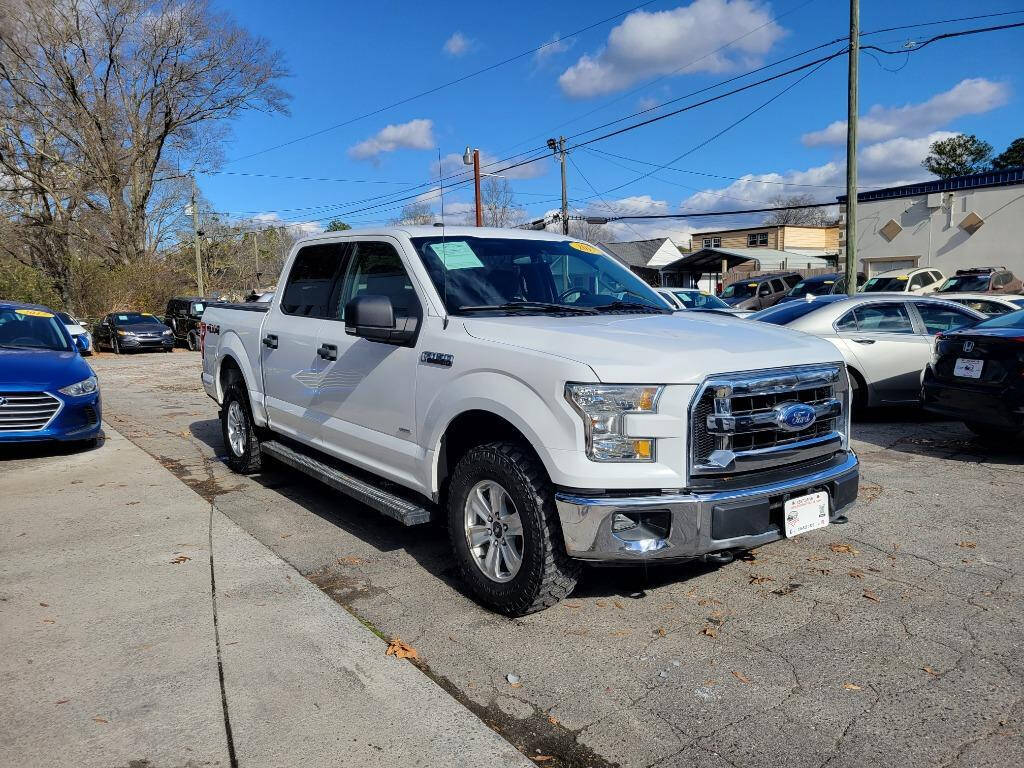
[226,400,247,457]
[463,479,525,583]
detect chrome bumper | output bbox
[554,452,859,561]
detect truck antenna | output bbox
[437,147,449,329]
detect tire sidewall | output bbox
[222,385,261,473]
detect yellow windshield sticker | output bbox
[143,312,154,317]
[15,309,54,318]
[823,280,835,284]
[569,241,603,254]
[897,276,909,280]
[747,283,758,287]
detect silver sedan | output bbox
[750,294,986,409]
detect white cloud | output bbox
[558,0,785,99]
[443,32,471,56]
[348,119,435,161]
[802,79,1009,146]
[250,212,323,237]
[534,33,574,65]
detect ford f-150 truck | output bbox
[201,227,858,615]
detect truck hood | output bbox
[462,313,840,384]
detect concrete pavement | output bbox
[0,426,532,767]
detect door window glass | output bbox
[851,303,914,334]
[914,303,977,334]
[770,279,784,293]
[758,283,771,297]
[908,273,928,290]
[280,243,347,318]
[835,310,858,332]
[334,241,419,321]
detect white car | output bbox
[55,311,92,354]
[656,287,749,316]
[862,267,944,295]
[201,227,859,614]
[931,292,1024,316]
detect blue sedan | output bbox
[0,302,102,445]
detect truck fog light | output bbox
[611,511,670,542]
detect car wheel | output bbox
[187,331,199,351]
[222,384,263,474]
[447,440,580,616]
[965,422,1022,442]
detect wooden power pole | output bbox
[845,0,859,296]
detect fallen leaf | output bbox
[700,626,718,638]
[843,683,862,691]
[807,554,828,562]
[829,543,860,555]
[170,555,190,564]
[530,757,554,763]
[613,600,625,610]
[55,699,70,705]
[92,716,108,724]
[280,533,292,539]
[609,629,631,638]
[596,601,607,607]
[731,671,750,684]
[562,602,581,609]
[815,568,832,575]
[697,598,721,606]
[958,541,977,549]
[39,602,49,607]
[749,575,774,585]
[548,716,559,726]
[923,666,940,678]
[339,555,362,565]
[385,637,418,660]
[42,618,55,624]
[656,627,667,637]
[709,609,725,621]
[509,682,523,689]
[862,589,880,602]
[848,569,865,579]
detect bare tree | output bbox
[391,201,435,225]
[480,176,525,228]
[762,194,838,227]
[567,218,611,244]
[0,0,289,293]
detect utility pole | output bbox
[463,147,483,226]
[844,0,859,296]
[547,137,569,235]
[191,175,204,296]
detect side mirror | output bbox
[344,295,416,346]
[75,335,89,353]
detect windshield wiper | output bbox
[592,300,668,314]
[457,301,597,315]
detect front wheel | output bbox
[187,330,199,351]
[447,441,579,616]
[222,384,263,473]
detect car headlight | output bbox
[59,375,98,397]
[162,329,173,337]
[565,383,663,461]
[116,330,134,336]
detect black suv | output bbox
[164,297,209,351]
[934,267,1023,295]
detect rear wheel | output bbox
[222,384,263,473]
[447,441,579,616]
[187,330,199,351]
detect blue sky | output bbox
[201,0,1024,243]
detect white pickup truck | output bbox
[201,227,858,615]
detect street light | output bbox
[463,146,482,227]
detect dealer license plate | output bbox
[784,491,830,538]
[953,358,983,379]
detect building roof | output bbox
[837,167,1024,204]
[662,247,833,273]
[598,238,675,269]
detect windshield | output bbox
[0,308,71,351]
[113,313,163,326]
[787,278,836,297]
[409,236,667,315]
[863,275,909,292]
[673,291,730,310]
[973,309,1024,330]
[936,274,990,293]
[721,282,758,299]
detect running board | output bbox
[260,440,431,526]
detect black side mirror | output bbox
[344,295,416,346]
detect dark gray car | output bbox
[721,273,801,310]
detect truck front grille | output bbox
[0,391,62,432]
[689,365,847,477]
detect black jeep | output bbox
[164,297,209,351]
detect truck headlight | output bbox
[565,384,663,462]
[59,375,98,397]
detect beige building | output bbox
[691,225,840,255]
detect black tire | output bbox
[447,440,579,616]
[187,330,199,351]
[221,383,263,474]
[965,421,1022,442]
[848,368,867,416]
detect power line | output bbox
[606,201,839,221]
[859,20,1024,55]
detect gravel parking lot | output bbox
[90,349,1024,768]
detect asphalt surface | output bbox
[89,348,1024,768]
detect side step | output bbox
[260,440,431,526]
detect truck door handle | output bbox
[853,338,875,345]
[263,334,278,349]
[318,343,337,361]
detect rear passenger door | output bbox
[834,302,929,403]
[313,238,425,488]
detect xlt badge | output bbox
[420,351,454,368]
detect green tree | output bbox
[921,134,993,178]
[992,137,1024,170]
[326,220,352,231]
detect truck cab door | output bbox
[260,242,346,441]
[313,238,425,489]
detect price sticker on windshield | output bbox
[569,241,603,254]
[15,309,54,318]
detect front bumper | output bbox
[119,335,174,351]
[554,452,858,561]
[0,391,102,443]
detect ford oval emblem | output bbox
[775,402,816,432]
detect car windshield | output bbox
[786,278,836,297]
[863,275,909,292]
[721,282,757,299]
[973,309,1024,329]
[936,274,990,292]
[113,313,163,325]
[409,236,667,315]
[673,291,730,310]
[0,308,71,351]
